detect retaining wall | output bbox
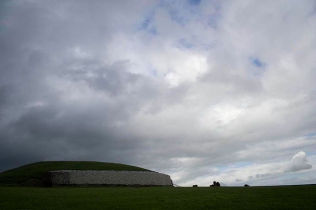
[49,170,173,186]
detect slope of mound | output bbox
[0,161,151,186]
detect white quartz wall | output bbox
[49,170,173,186]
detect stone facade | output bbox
[49,170,173,186]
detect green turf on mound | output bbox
[0,161,151,186]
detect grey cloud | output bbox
[0,86,10,114]
[198,62,264,97]
[0,97,145,172]
[62,59,158,98]
[1,0,316,187]
[255,173,272,179]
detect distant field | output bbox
[1,185,316,210]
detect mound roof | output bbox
[0,161,151,186]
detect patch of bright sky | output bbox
[72,47,90,58]
[305,132,316,138]
[250,57,265,68]
[137,0,203,34]
[158,0,202,26]
[201,43,215,51]
[138,0,221,52]
[207,13,220,28]
[167,8,188,26]
[164,71,179,87]
[188,0,201,6]
[248,57,266,77]
[149,67,158,77]
[177,37,195,49]
[199,104,244,130]
[230,161,253,168]
[138,10,158,35]
[176,35,216,51]
[204,2,222,29]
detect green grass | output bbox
[0,161,150,186]
[0,185,316,209]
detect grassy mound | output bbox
[0,161,150,186]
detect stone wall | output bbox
[49,170,173,186]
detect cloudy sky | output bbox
[1,0,316,186]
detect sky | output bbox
[0,0,316,186]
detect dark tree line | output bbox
[210,181,220,187]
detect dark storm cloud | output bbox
[0,87,145,172]
[0,51,169,171]
[0,0,183,172]
[0,0,157,171]
[0,86,9,113]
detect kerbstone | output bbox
[49,170,173,186]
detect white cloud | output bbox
[285,151,312,173]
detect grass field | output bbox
[1,185,316,210]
